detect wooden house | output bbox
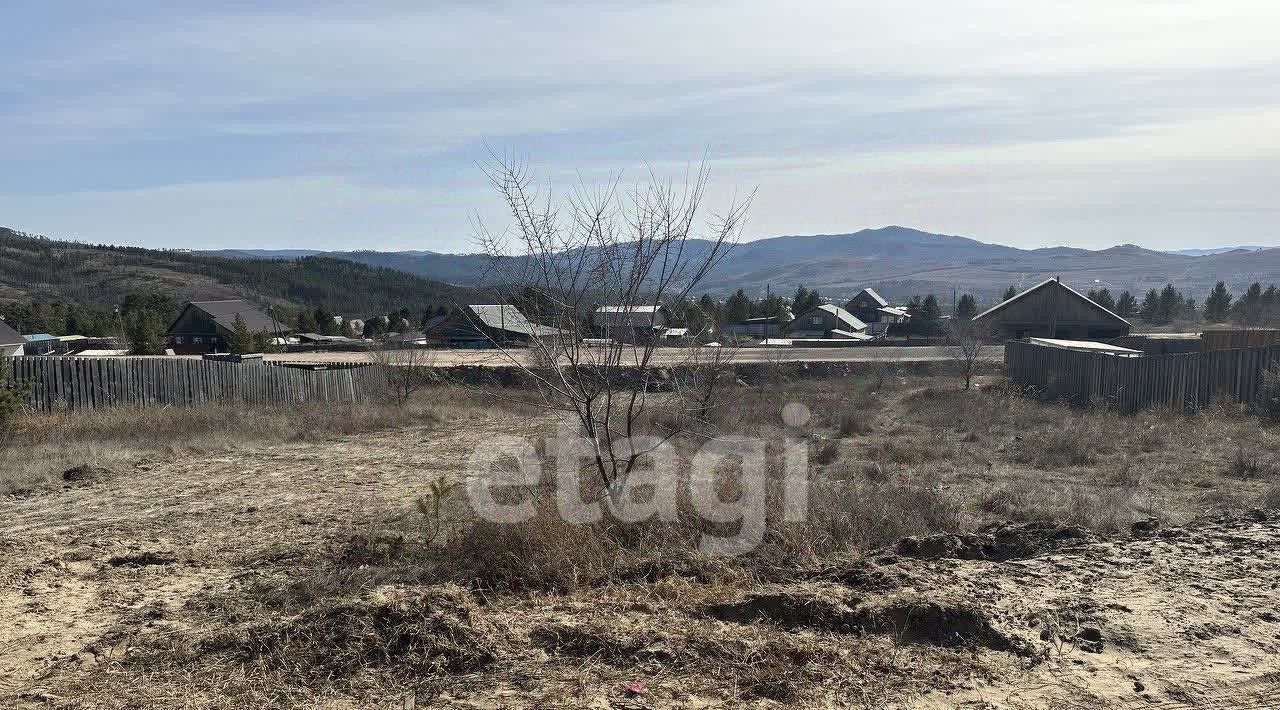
[973,278,1131,341]
[166,300,289,354]
[782,304,869,339]
[436,304,564,347]
[591,304,672,343]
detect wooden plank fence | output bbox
[1005,340,1280,413]
[1,356,388,411]
[1201,328,1280,352]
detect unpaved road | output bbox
[257,345,1005,367]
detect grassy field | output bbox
[1,370,1278,708]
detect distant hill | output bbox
[0,227,471,316]
[208,226,1280,303]
[1166,247,1267,256]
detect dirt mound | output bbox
[228,584,500,682]
[705,585,862,632]
[62,464,113,485]
[107,551,178,567]
[894,521,1093,561]
[857,596,1028,653]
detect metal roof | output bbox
[787,304,868,333]
[172,300,287,335]
[1026,338,1144,356]
[23,333,57,342]
[467,304,562,337]
[852,288,889,307]
[973,278,1132,326]
[0,319,23,347]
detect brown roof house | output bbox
[973,278,1131,341]
[166,300,289,354]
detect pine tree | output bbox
[124,310,168,355]
[1115,291,1138,319]
[1158,284,1181,323]
[1090,288,1115,311]
[920,294,942,322]
[1001,285,1018,302]
[229,314,256,354]
[1203,281,1232,323]
[1138,289,1161,323]
[725,289,752,324]
[1233,282,1265,325]
[955,293,978,319]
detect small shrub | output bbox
[813,441,841,465]
[1257,366,1280,422]
[1226,447,1277,480]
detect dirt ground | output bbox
[1,377,1278,708]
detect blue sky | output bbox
[3,0,1279,252]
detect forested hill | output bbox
[0,227,472,316]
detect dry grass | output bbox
[4,369,1280,708]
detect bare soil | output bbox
[2,377,1277,708]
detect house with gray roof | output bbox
[166,300,289,354]
[0,319,24,356]
[436,304,565,347]
[591,304,672,343]
[782,304,869,339]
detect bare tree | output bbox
[370,336,436,406]
[944,317,994,390]
[473,153,752,495]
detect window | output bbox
[811,316,822,325]
[173,336,185,344]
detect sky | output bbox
[3,0,1279,253]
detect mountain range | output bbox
[204,226,1280,303]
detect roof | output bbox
[422,314,448,332]
[23,333,57,342]
[466,304,562,338]
[0,319,22,347]
[171,300,286,335]
[662,327,689,337]
[877,306,911,318]
[973,278,1132,326]
[1026,338,1144,356]
[593,304,669,329]
[851,288,889,307]
[786,304,867,333]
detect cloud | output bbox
[3,0,1280,250]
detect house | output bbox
[437,304,563,347]
[973,278,1131,341]
[782,304,869,339]
[0,319,24,356]
[166,300,289,354]
[845,288,911,336]
[591,304,672,342]
[22,333,60,356]
[722,314,790,339]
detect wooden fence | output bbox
[1005,340,1280,413]
[1201,328,1280,352]
[1,356,388,411]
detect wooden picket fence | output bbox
[1,356,388,411]
[1005,340,1280,413]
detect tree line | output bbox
[1075,281,1280,326]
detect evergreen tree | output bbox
[295,310,317,333]
[920,294,942,322]
[314,307,336,335]
[1233,282,1265,325]
[1087,288,1115,311]
[955,293,978,319]
[1001,285,1018,302]
[229,314,256,354]
[724,289,752,324]
[1115,291,1138,319]
[1138,289,1161,322]
[1203,281,1233,322]
[123,310,167,355]
[1158,284,1181,323]
[792,285,821,314]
